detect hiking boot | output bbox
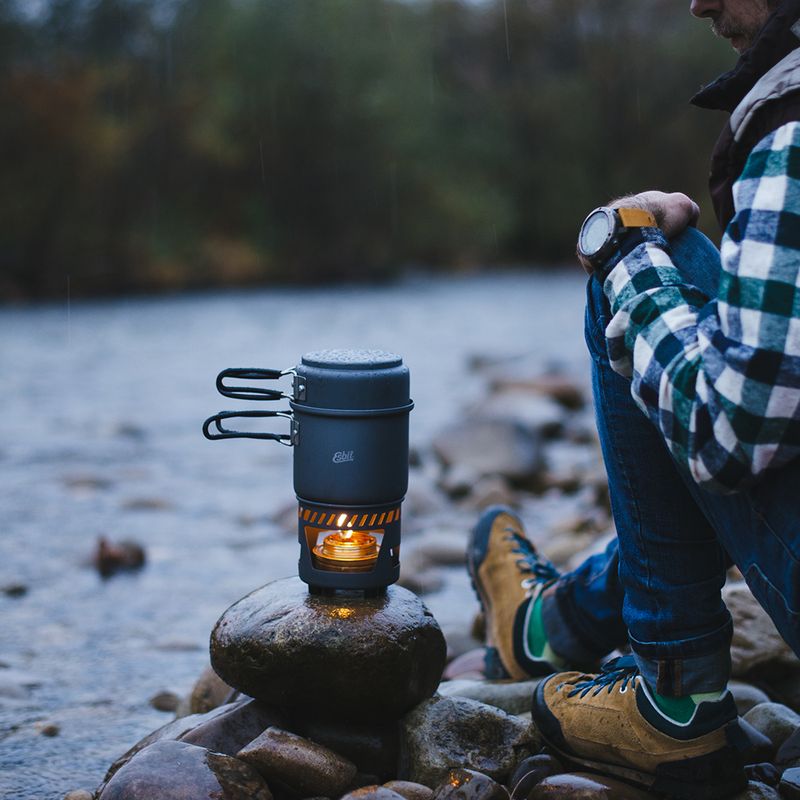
[467,506,561,680]
[531,655,747,800]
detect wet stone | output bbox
[236,726,357,798]
[149,690,180,712]
[431,769,507,800]
[211,577,446,722]
[730,681,771,716]
[744,763,780,787]
[777,727,800,769]
[180,697,284,756]
[733,780,781,799]
[743,702,800,750]
[527,772,653,799]
[341,786,408,800]
[98,739,271,800]
[64,791,93,800]
[190,664,236,714]
[508,755,564,798]
[290,717,399,781]
[438,678,541,716]
[779,768,800,799]
[399,695,539,787]
[443,649,485,681]
[383,780,435,800]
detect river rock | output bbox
[383,780,434,800]
[432,419,542,484]
[477,391,564,440]
[289,717,400,780]
[459,476,518,513]
[100,705,232,787]
[398,695,538,787]
[744,763,780,786]
[724,583,800,679]
[98,740,271,800]
[508,755,564,797]
[777,727,800,769]
[210,577,446,721]
[432,769,507,800]
[190,664,236,714]
[737,717,777,763]
[743,702,800,750]
[779,768,800,799]
[437,678,540,715]
[180,697,284,755]
[772,673,800,715]
[488,373,585,411]
[237,726,356,797]
[733,781,780,799]
[730,681,771,715]
[341,788,408,800]
[527,773,652,799]
[64,792,93,800]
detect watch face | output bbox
[580,210,613,257]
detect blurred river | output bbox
[0,270,589,799]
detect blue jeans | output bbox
[541,228,800,695]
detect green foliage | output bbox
[0,0,734,297]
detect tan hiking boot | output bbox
[531,655,747,799]
[466,506,560,680]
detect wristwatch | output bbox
[577,206,658,275]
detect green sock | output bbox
[651,688,726,724]
[526,593,566,667]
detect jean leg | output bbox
[544,229,733,692]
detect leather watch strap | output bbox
[616,207,658,228]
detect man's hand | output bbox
[611,191,700,238]
[577,191,700,276]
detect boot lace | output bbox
[504,527,560,586]
[566,654,640,697]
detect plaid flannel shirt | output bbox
[603,121,800,492]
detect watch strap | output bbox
[616,207,658,228]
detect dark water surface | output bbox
[0,271,588,799]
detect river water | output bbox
[0,270,589,799]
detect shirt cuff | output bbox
[598,226,668,280]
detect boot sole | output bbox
[538,731,747,800]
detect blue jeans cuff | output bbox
[630,622,733,695]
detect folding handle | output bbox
[202,409,297,445]
[215,367,294,402]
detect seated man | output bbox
[469,1,800,798]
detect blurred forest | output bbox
[0,0,735,299]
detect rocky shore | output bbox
[63,360,800,800]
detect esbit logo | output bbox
[332,450,355,464]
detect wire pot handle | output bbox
[215,367,295,402]
[202,409,296,445]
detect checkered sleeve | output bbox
[602,121,800,492]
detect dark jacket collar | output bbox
[691,0,800,112]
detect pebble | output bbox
[93,537,146,578]
[64,792,94,800]
[779,767,800,799]
[437,678,541,715]
[399,694,539,787]
[737,717,777,763]
[507,755,564,798]
[383,780,435,800]
[149,690,180,712]
[431,769,507,800]
[210,578,446,721]
[743,702,800,750]
[477,390,565,439]
[1,583,28,598]
[730,681,771,716]
[527,772,653,799]
[98,739,271,799]
[459,476,518,513]
[39,722,60,737]
[237,726,357,797]
[489,373,585,411]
